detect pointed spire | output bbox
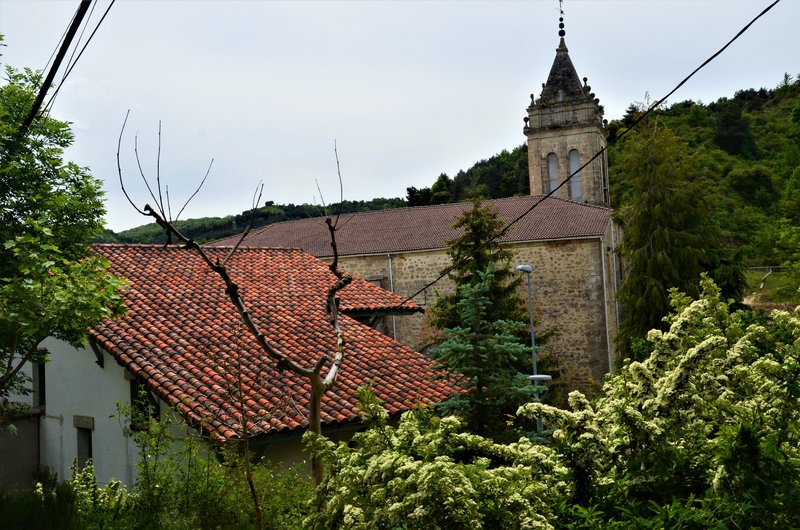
[536,0,591,105]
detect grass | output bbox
[744,270,800,305]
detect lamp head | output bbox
[516,264,532,273]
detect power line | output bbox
[44,0,116,116]
[17,0,92,135]
[398,0,781,306]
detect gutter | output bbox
[387,254,397,340]
[600,235,612,373]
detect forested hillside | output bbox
[407,76,800,274]
[105,76,800,279]
[96,198,406,244]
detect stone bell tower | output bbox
[523,14,609,206]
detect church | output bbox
[215,19,621,394]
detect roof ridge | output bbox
[232,194,613,241]
[92,243,307,253]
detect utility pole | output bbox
[18,0,92,135]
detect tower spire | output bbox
[522,0,610,206]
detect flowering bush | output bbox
[309,277,800,528]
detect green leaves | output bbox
[0,55,125,402]
[311,280,800,528]
[429,266,535,437]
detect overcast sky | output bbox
[1,0,798,232]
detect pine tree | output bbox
[428,198,525,331]
[430,266,534,436]
[615,119,721,356]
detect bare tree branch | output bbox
[313,179,328,218]
[166,185,173,222]
[119,122,354,487]
[175,158,214,222]
[117,110,147,215]
[221,182,263,267]
[134,134,161,214]
[156,121,166,219]
[332,140,344,227]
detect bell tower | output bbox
[523,11,609,206]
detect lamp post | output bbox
[516,264,539,377]
[516,264,551,432]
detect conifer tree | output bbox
[429,266,534,436]
[428,197,525,331]
[615,119,720,356]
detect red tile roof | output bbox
[90,244,454,442]
[212,196,613,257]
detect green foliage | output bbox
[614,118,726,356]
[0,405,313,529]
[712,97,757,157]
[0,223,126,400]
[0,65,105,264]
[305,390,564,530]
[120,403,313,530]
[406,145,529,206]
[744,269,800,304]
[310,278,800,528]
[0,55,126,403]
[430,266,535,437]
[428,198,525,331]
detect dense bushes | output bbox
[308,277,800,528]
[0,414,312,530]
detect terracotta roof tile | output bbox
[212,196,613,257]
[90,244,456,442]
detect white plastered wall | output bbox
[38,338,138,485]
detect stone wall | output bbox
[330,232,620,395]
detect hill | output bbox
[95,198,406,245]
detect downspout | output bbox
[610,220,621,330]
[387,254,397,340]
[600,236,612,374]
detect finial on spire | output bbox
[558,0,566,38]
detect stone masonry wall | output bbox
[329,235,619,396]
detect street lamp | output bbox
[516,264,551,431]
[516,264,545,379]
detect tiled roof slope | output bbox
[89,244,454,441]
[212,196,612,258]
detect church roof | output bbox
[211,196,613,258]
[89,245,453,441]
[538,38,593,105]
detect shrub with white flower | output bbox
[308,276,800,528]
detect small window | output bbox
[77,427,92,468]
[569,149,582,201]
[130,380,160,431]
[547,153,559,196]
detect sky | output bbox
[1,0,798,232]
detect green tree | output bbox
[713,98,756,157]
[428,197,525,332]
[309,278,800,528]
[429,266,535,436]
[614,119,726,356]
[0,52,125,407]
[429,173,453,204]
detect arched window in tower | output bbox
[547,153,559,196]
[568,149,582,201]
